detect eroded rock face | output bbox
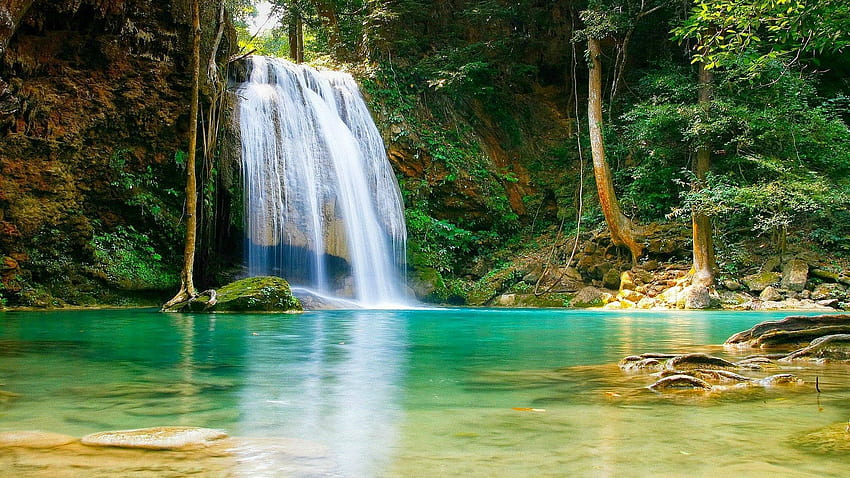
[725,314,850,348]
[81,426,227,450]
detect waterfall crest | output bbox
[238,56,408,307]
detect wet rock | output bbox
[759,286,782,302]
[184,276,302,313]
[659,369,753,384]
[742,272,781,293]
[791,423,850,454]
[756,373,802,386]
[665,353,738,370]
[571,286,614,308]
[649,374,712,391]
[619,356,663,372]
[0,431,76,448]
[725,314,850,347]
[735,356,777,369]
[780,334,850,362]
[81,426,228,450]
[781,259,809,292]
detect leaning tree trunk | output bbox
[587,37,644,263]
[691,60,716,289]
[163,0,201,311]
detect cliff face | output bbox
[0,0,236,306]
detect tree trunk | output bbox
[311,0,340,52]
[587,37,644,263]
[691,61,716,289]
[163,0,201,311]
[289,14,304,63]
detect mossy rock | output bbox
[185,276,302,313]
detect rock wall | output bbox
[0,0,237,306]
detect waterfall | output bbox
[238,56,408,307]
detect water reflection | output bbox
[238,311,408,477]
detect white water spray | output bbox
[238,56,408,307]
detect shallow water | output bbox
[0,308,847,476]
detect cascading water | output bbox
[238,56,408,307]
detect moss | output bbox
[188,276,302,313]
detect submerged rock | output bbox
[779,334,850,362]
[659,369,753,384]
[619,356,663,372]
[81,426,227,450]
[755,373,803,386]
[665,353,738,371]
[0,431,76,448]
[649,374,713,391]
[791,423,850,454]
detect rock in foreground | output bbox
[81,426,227,450]
[725,314,850,348]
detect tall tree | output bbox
[163,0,201,311]
[586,36,645,262]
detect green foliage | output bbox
[91,225,179,290]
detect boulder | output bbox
[184,276,302,313]
[725,314,850,347]
[636,297,658,309]
[619,356,663,372]
[649,374,713,391]
[756,373,803,386]
[780,334,850,362]
[781,259,809,292]
[723,280,742,291]
[619,271,636,292]
[811,283,846,301]
[665,353,738,370]
[759,286,782,302]
[742,272,781,293]
[0,431,76,448]
[659,368,752,384]
[602,268,621,290]
[81,427,227,450]
[683,285,712,309]
[719,290,752,307]
[572,286,614,308]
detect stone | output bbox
[494,294,516,306]
[723,280,742,291]
[619,271,636,292]
[658,285,683,306]
[781,259,809,292]
[684,285,712,309]
[184,276,302,313]
[756,373,802,386]
[619,356,664,372]
[636,297,657,309]
[649,374,713,392]
[572,286,614,308]
[762,256,781,273]
[759,286,782,302]
[719,290,752,307]
[0,431,76,448]
[665,353,738,371]
[780,334,850,362]
[602,268,621,290]
[81,427,227,450]
[812,283,846,300]
[618,289,643,303]
[659,369,752,384]
[742,272,781,293]
[725,314,850,347]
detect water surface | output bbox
[0,308,846,476]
